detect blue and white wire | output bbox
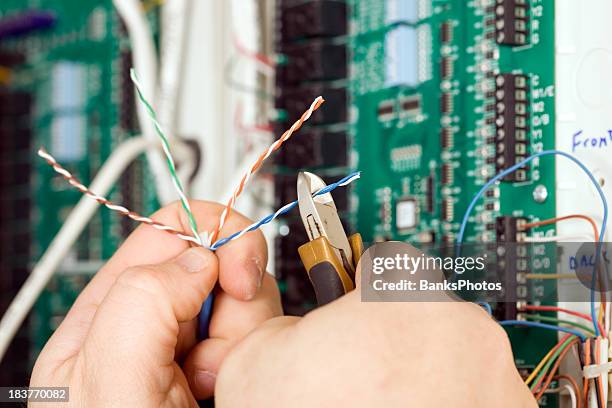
[456,150,608,337]
[210,172,361,250]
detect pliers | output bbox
[297,172,364,306]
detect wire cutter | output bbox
[297,172,364,306]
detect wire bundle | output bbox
[38,147,359,250]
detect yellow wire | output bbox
[525,274,576,280]
[525,344,559,385]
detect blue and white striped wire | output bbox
[210,171,361,250]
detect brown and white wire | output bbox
[37,148,202,246]
[208,96,325,244]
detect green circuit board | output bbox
[349,0,557,405]
[0,0,159,361]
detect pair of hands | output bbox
[31,201,536,407]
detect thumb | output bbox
[79,247,217,394]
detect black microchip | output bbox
[378,102,394,117]
[280,1,348,43]
[280,41,347,85]
[495,0,529,46]
[401,97,420,112]
[277,86,347,126]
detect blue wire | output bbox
[210,172,361,250]
[457,150,608,337]
[476,301,493,316]
[197,293,214,340]
[197,171,361,340]
[499,320,587,342]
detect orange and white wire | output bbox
[37,148,202,246]
[208,96,325,244]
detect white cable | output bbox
[562,384,577,408]
[523,234,594,243]
[0,137,157,361]
[113,0,176,205]
[158,0,191,133]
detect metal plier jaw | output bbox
[297,172,364,306]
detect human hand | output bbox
[216,255,537,407]
[30,201,282,406]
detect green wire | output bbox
[525,314,596,336]
[529,336,576,391]
[130,69,202,245]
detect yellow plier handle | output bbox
[298,233,364,306]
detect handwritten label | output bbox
[571,130,612,152]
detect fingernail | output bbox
[194,369,216,391]
[176,248,210,273]
[244,258,264,300]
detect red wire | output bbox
[531,334,572,393]
[522,214,599,242]
[232,34,275,68]
[555,375,582,408]
[521,305,605,337]
[534,337,580,401]
[523,214,607,331]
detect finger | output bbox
[210,216,268,301]
[79,247,218,398]
[183,273,282,399]
[46,201,267,360]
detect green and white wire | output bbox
[130,68,202,245]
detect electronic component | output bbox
[426,175,435,213]
[495,216,527,242]
[440,92,453,114]
[385,0,419,25]
[278,86,347,126]
[495,0,529,46]
[494,73,529,181]
[280,41,347,85]
[50,62,87,162]
[396,198,418,230]
[441,163,453,185]
[440,57,453,80]
[0,88,33,386]
[280,1,347,43]
[493,217,529,321]
[378,100,395,120]
[399,95,421,116]
[441,199,453,222]
[278,130,348,169]
[390,145,422,172]
[385,25,418,87]
[440,21,452,44]
[440,127,453,149]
